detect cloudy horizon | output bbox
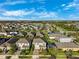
[0,0,79,21]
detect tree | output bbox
[0,49,2,53]
[6,56,11,59]
[48,48,57,59]
[21,31,27,37]
[9,44,18,54]
[20,49,30,55]
[65,50,72,59]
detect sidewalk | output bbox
[0,55,51,59]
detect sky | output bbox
[0,0,79,21]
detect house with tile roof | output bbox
[48,33,74,42]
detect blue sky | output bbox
[0,0,79,21]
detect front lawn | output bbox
[39,55,51,59]
[48,48,67,59]
[48,39,58,44]
[8,44,18,55]
[0,49,3,54]
[20,49,30,55]
[72,51,79,56]
[19,56,32,59]
[48,48,57,56]
[6,56,11,59]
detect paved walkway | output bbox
[32,49,39,59]
[14,51,21,55]
[33,49,39,55]
[0,55,51,59]
[32,55,39,59]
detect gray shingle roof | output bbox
[48,33,66,38]
[55,42,79,48]
[16,38,28,43]
[0,42,11,47]
[33,38,45,43]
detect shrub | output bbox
[6,56,11,59]
[0,49,2,53]
[19,56,31,58]
[20,49,29,55]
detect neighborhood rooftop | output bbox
[16,38,28,43]
[55,42,79,48]
[33,38,45,43]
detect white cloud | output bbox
[29,0,46,3]
[61,4,66,7]
[0,9,65,20]
[2,10,35,16]
[0,8,58,19]
[7,1,26,5]
[37,12,57,18]
[0,16,32,21]
[68,14,79,20]
[0,0,26,7]
[64,0,79,10]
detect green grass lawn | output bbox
[20,48,33,55]
[19,56,32,59]
[6,56,11,59]
[40,57,49,59]
[57,49,67,59]
[72,51,79,56]
[40,56,50,59]
[56,55,67,59]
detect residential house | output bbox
[9,32,18,35]
[0,42,11,54]
[75,22,79,29]
[16,38,29,50]
[0,38,9,45]
[59,37,73,42]
[48,33,65,39]
[0,38,17,50]
[0,42,11,50]
[36,32,43,37]
[33,38,46,50]
[48,33,73,42]
[0,32,7,36]
[55,42,79,51]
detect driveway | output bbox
[33,49,39,55]
[32,55,39,59]
[32,46,39,59]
